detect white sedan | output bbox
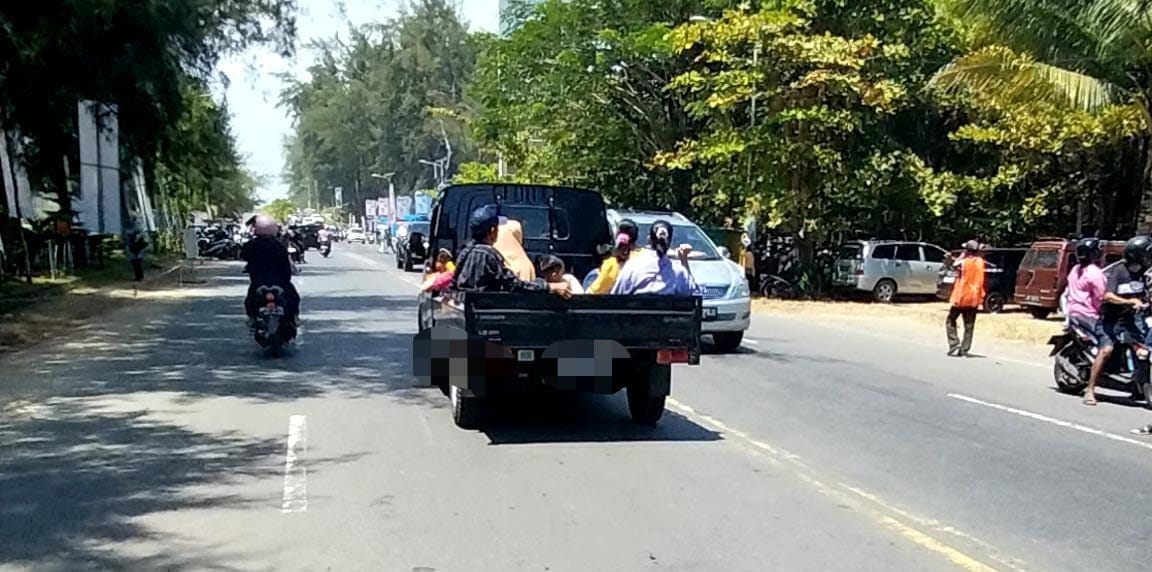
[346,227,367,244]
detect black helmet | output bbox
[1123,235,1152,266]
[1076,237,1102,264]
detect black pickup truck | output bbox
[412,184,703,429]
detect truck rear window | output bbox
[1020,249,1060,269]
[501,206,570,240]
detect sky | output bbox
[214,0,501,205]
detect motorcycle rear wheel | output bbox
[1053,354,1087,394]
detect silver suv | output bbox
[833,240,949,302]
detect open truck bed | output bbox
[411,183,704,429]
[414,291,702,428]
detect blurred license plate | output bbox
[942,275,955,284]
[517,349,535,362]
[703,307,718,320]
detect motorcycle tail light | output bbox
[656,348,690,364]
[265,293,276,301]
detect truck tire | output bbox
[983,292,1006,313]
[450,384,484,429]
[627,364,669,426]
[712,331,744,353]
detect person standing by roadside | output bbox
[127,229,149,282]
[946,240,986,357]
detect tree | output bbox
[280,0,479,213]
[470,0,719,213]
[262,199,297,223]
[660,4,957,242]
[930,0,1152,232]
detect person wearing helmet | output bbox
[452,204,570,297]
[241,215,301,327]
[1085,236,1152,405]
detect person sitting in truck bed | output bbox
[539,255,585,294]
[453,204,571,298]
[610,220,700,296]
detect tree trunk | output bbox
[1136,94,1152,233]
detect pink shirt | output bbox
[1065,264,1107,320]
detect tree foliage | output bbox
[280,0,478,213]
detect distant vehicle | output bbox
[395,221,431,272]
[832,240,950,302]
[606,209,751,353]
[347,226,367,244]
[1014,238,1126,319]
[935,248,1028,313]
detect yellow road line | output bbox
[667,398,1023,572]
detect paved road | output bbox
[2,245,1151,571]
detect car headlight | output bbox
[733,279,750,298]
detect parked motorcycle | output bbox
[200,236,241,260]
[1049,315,1151,404]
[253,285,296,356]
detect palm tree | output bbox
[929,0,1152,229]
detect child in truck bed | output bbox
[539,255,584,295]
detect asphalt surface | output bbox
[2,245,1151,571]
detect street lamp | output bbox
[370,172,397,223]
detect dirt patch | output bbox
[0,260,231,354]
[754,298,1065,347]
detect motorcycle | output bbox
[1049,313,1152,404]
[200,236,241,260]
[288,242,306,265]
[253,285,296,356]
[319,238,332,258]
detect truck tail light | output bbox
[657,348,690,364]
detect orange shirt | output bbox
[950,256,987,308]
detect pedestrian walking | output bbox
[946,240,986,357]
[127,229,149,282]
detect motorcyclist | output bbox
[241,215,301,328]
[1084,236,1152,405]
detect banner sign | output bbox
[414,192,433,216]
[395,196,413,217]
[0,130,34,220]
[365,199,378,217]
[76,100,122,235]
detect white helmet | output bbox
[253,215,278,237]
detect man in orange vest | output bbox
[947,240,987,357]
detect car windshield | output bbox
[635,223,721,260]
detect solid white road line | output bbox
[948,393,1152,452]
[282,414,308,513]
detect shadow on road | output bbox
[478,391,722,446]
[0,273,430,568]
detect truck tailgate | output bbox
[463,293,701,351]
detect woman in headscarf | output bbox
[610,220,699,296]
[492,218,536,281]
[586,219,640,294]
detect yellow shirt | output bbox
[587,248,647,294]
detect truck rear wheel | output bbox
[450,384,484,429]
[712,332,744,353]
[627,364,669,426]
[1029,307,1053,320]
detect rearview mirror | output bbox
[717,246,731,260]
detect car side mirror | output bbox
[718,246,731,260]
